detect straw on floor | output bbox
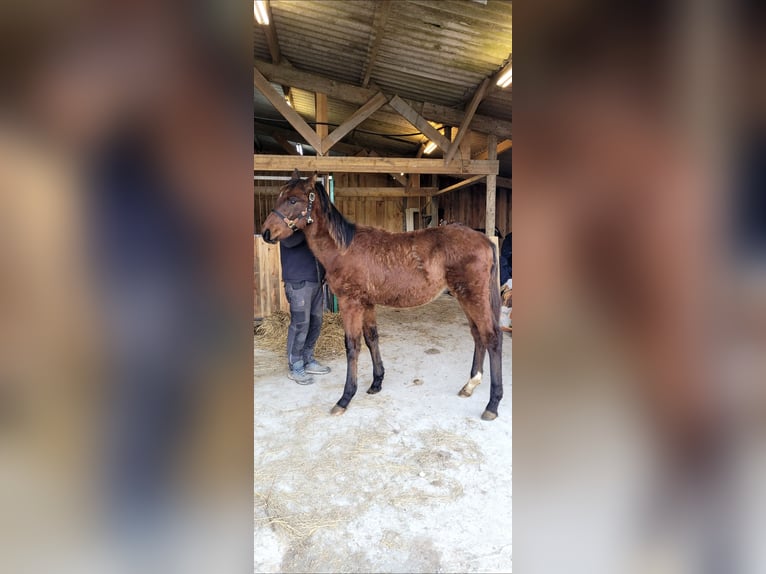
[254,310,346,359]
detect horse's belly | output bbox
[376,285,446,308]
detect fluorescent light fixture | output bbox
[423,141,437,155]
[253,0,269,25]
[295,143,303,155]
[496,64,512,88]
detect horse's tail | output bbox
[489,242,502,325]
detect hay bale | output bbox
[254,310,346,359]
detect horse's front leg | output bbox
[331,300,364,415]
[363,305,385,394]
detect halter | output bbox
[271,190,316,231]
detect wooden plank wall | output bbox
[255,172,427,233]
[438,184,512,236]
[254,236,288,319]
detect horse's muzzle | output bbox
[262,229,276,244]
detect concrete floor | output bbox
[254,294,512,573]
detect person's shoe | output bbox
[287,368,315,385]
[304,360,331,375]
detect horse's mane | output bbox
[312,180,355,249]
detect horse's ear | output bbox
[292,168,300,180]
[307,172,317,186]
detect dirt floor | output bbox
[254,294,512,573]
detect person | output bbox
[280,230,331,384]
[500,232,512,290]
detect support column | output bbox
[315,92,328,153]
[485,134,497,237]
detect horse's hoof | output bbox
[366,386,381,395]
[458,387,473,398]
[330,405,347,416]
[481,410,498,421]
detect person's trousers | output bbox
[284,281,324,370]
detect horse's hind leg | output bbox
[331,299,364,415]
[482,325,503,421]
[455,298,503,420]
[362,306,385,395]
[458,320,486,397]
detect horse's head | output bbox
[261,169,317,244]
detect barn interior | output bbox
[254,0,512,317]
[254,3,513,572]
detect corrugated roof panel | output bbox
[256,0,511,153]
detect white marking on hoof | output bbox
[458,372,482,397]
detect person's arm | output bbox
[499,236,511,284]
[280,231,306,249]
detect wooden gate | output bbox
[254,235,288,320]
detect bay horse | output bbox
[261,170,503,420]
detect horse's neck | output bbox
[303,214,341,266]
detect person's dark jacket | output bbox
[279,231,325,284]
[499,233,512,285]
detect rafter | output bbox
[388,96,452,153]
[322,92,388,154]
[433,174,485,196]
[444,78,490,164]
[255,121,363,156]
[270,131,299,155]
[254,60,512,139]
[361,0,392,88]
[473,139,512,159]
[253,67,322,151]
[261,0,282,64]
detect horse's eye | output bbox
[289,197,297,204]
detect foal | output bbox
[262,171,503,420]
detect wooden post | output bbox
[485,134,497,237]
[429,196,439,227]
[315,92,328,150]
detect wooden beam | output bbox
[254,60,513,139]
[255,121,363,156]
[390,173,408,186]
[444,78,490,164]
[262,0,282,64]
[254,186,437,197]
[433,174,485,196]
[456,173,512,189]
[361,0,392,88]
[315,93,328,143]
[270,131,299,155]
[322,92,387,154]
[407,174,421,193]
[253,67,322,151]
[473,139,512,159]
[459,128,472,159]
[337,187,436,197]
[388,95,452,153]
[485,134,497,237]
[368,149,409,185]
[253,155,499,175]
